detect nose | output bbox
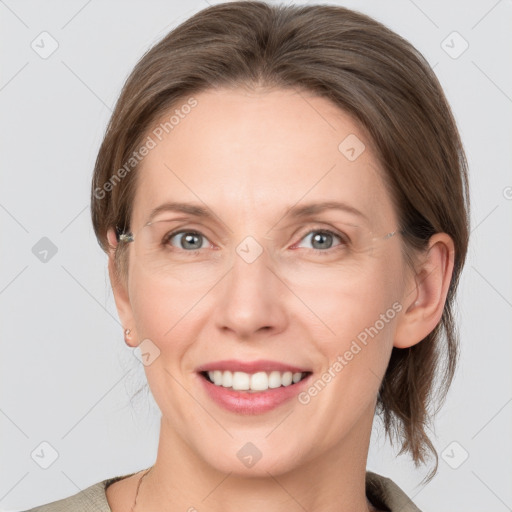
[214,243,289,340]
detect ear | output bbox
[107,228,138,347]
[394,233,455,349]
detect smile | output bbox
[195,360,313,414]
[201,370,309,392]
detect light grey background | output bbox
[1,0,511,510]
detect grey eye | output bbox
[168,231,209,251]
[297,230,343,251]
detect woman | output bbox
[26,1,469,511]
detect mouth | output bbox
[199,370,311,393]
[199,369,311,392]
[195,360,313,414]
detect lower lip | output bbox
[197,373,311,415]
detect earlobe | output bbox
[394,233,455,349]
[106,228,139,347]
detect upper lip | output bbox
[196,359,311,374]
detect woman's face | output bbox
[117,87,412,476]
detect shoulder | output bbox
[20,481,108,512]
[366,471,423,512]
[20,470,421,512]
[19,473,137,512]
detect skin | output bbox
[105,87,454,512]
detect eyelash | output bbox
[162,227,349,256]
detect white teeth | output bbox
[281,371,293,386]
[221,371,232,388]
[250,371,268,391]
[213,370,223,386]
[232,371,250,390]
[268,371,282,388]
[205,370,306,391]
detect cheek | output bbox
[298,271,401,437]
[314,286,398,390]
[128,269,200,349]
[127,271,203,410]
[292,256,402,340]
[292,253,403,410]
[130,282,170,336]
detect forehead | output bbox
[132,87,396,231]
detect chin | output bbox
[188,429,313,478]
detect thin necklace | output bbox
[132,466,377,512]
[132,466,153,512]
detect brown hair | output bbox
[91,1,470,482]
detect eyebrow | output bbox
[146,200,368,225]
[148,202,211,222]
[285,201,368,221]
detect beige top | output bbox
[22,470,422,512]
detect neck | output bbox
[136,406,377,512]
